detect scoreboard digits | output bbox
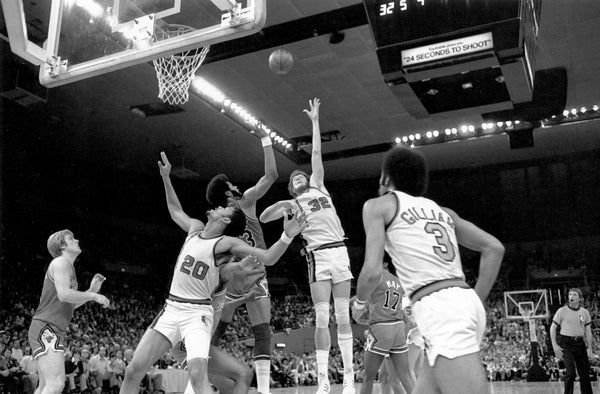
[379,0,425,16]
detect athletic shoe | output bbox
[342,371,355,394]
[315,378,330,394]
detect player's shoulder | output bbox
[364,193,396,211]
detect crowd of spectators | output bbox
[2,246,600,392]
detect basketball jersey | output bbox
[32,259,78,331]
[384,191,464,296]
[294,187,345,251]
[368,270,405,324]
[168,232,224,302]
[231,199,266,249]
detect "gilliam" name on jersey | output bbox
[400,207,455,228]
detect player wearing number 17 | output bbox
[261,98,355,394]
[119,164,307,394]
[355,146,504,394]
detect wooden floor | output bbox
[266,381,599,394]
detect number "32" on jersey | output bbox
[307,197,332,212]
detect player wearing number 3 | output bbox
[119,155,306,394]
[355,146,504,394]
[261,98,355,394]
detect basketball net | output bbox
[153,25,210,105]
[519,306,538,343]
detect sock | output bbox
[255,359,270,394]
[338,333,354,374]
[316,349,329,381]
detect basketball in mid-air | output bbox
[268,49,294,75]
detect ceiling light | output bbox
[495,76,505,83]
[270,132,276,138]
[402,136,409,143]
[451,128,458,134]
[433,130,439,137]
[395,137,401,144]
[460,125,468,133]
[426,131,432,139]
[444,128,451,135]
[409,134,415,141]
[468,125,475,132]
[570,108,577,115]
[415,133,421,140]
[580,107,587,113]
[497,122,504,127]
[481,123,488,130]
[426,89,439,96]
[593,105,599,111]
[462,82,473,89]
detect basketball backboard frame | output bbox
[0,0,266,87]
[504,289,549,320]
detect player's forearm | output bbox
[162,176,184,214]
[259,239,291,266]
[260,202,288,223]
[58,289,98,305]
[263,144,278,181]
[473,244,504,301]
[356,269,380,302]
[310,119,323,172]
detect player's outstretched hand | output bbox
[350,296,370,325]
[93,294,110,309]
[158,151,172,177]
[283,209,307,238]
[88,273,106,293]
[303,98,320,122]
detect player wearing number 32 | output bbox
[261,98,355,394]
[119,158,306,394]
[355,146,504,394]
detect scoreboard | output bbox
[363,0,521,48]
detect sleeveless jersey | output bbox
[32,259,78,331]
[231,199,266,249]
[368,270,405,324]
[384,191,464,296]
[168,232,224,302]
[294,187,345,251]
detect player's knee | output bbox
[125,360,146,378]
[334,297,350,326]
[314,302,330,329]
[187,358,208,386]
[252,323,272,358]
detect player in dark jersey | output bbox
[352,261,413,394]
[161,131,277,394]
[29,230,110,394]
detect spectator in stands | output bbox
[88,347,112,393]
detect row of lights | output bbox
[394,119,525,146]
[395,103,600,148]
[191,77,294,151]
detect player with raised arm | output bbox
[29,230,110,394]
[159,144,277,393]
[119,155,305,394]
[261,98,355,394]
[203,129,277,394]
[355,146,504,394]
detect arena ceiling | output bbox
[1,0,600,185]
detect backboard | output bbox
[504,289,549,320]
[1,0,266,87]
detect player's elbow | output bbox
[483,239,505,260]
[55,290,68,303]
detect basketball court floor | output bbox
[267,382,599,394]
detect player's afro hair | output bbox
[382,147,428,196]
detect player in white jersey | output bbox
[355,146,504,394]
[261,99,354,394]
[120,157,306,394]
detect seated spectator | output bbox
[19,347,38,394]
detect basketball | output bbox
[269,49,294,75]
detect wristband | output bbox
[261,137,272,147]
[354,299,367,310]
[280,232,293,244]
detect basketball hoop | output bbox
[153,25,210,105]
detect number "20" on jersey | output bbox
[179,255,209,280]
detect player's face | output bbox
[568,291,580,304]
[64,234,81,254]
[292,174,308,193]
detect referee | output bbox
[550,288,593,394]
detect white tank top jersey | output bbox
[384,191,465,296]
[294,187,345,251]
[168,231,224,303]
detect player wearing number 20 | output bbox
[355,146,504,394]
